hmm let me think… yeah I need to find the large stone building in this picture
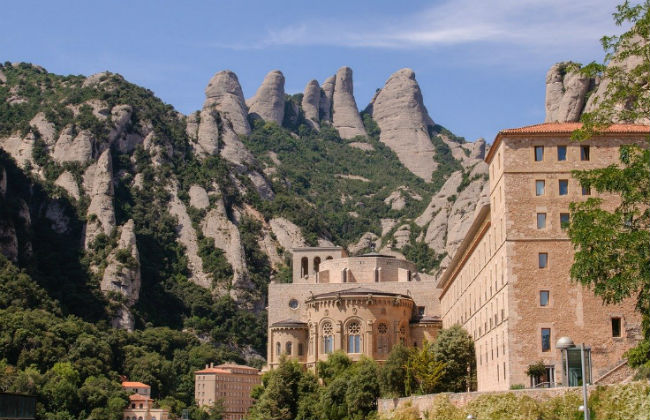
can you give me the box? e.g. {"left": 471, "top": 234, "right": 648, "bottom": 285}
{"left": 194, "top": 363, "right": 261, "bottom": 420}
{"left": 437, "top": 122, "right": 647, "bottom": 391}
{"left": 267, "top": 247, "right": 442, "bottom": 370}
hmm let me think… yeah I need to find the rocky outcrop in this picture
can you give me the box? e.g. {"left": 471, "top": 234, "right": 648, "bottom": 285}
{"left": 29, "top": 113, "right": 56, "bottom": 147}
{"left": 545, "top": 62, "right": 592, "bottom": 123}
{"left": 45, "top": 201, "right": 69, "bottom": 234}
{"left": 302, "top": 80, "right": 321, "bottom": 130}
{"left": 248, "top": 70, "right": 285, "bottom": 125}
{"left": 186, "top": 111, "right": 200, "bottom": 141}
{"left": 205, "top": 70, "right": 251, "bottom": 136}
{"left": 445, "top": 176, "right": 489, "bottom": 257}
{"left": 52, "top": 127, "right": 94, "bottom": 164}
{"left": 319, "top": 76, "right": 336, "bottom": 123}
{"left": 332, "top": 67, "right": 366, "bottom": 139}
{"left": 0, "top": 69, "right": 6, "bottom": 84}
{"left": 201, "top": 197, "right": 249, "bottom": 289}
{"left": 384, "top": 186, "right": 422, "bottom": 211}
{"left": 168, "top": 185, "right": 211, "bottom": 288}
{"left": 369, "top": 68, "right": 436, "bottom": 181}
{"left": 269, "top": 217, "right": 306, "bottom": 251}
{"left": 0, "top": 132, "right": 35, "bottom": 168}
{"left": 101, "top": 219, "right": 141, "bottom": 331}
{"left": 349, "top": 232, "right": 379, "bottom": 254}
{"left": 55, "top": 170, "right": 81, "bottom": 200}
{"left": 189, "top": 185, "right": 210, "bottom": 209}
{"left": 108, "top": 105, "right": 132, "bottom": 145}
{"left": 82, "top": 71, "right": 110, "bottom": 88}
{"left": 84, "top": 150, "right": 115, "bottom": 248}
{"left": 195, "top": 107, "right": 220, "bottom": 156}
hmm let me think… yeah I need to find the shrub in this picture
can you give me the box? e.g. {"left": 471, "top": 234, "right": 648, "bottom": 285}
{"left": 388, "top": 401, "right": 421, "bottom": 420}
{"left": 464, "top": 393, "right": 541, "bottom": 420}
{"left": 423, "top": 395, "right": 464, "bottom": 420}
{"left": 540, "top": 390, "right": 582, "bottom": 420}
{"left": 589, "top": 382, "right": 650, "bottom": 420}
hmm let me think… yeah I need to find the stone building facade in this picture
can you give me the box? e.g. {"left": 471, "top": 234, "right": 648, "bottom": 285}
{"left": 437, "top": 122, "right": 647, "bottom": 391}
{"left": 267, "top": 248, "right": 442, "bottom": 370}
{"left": 194, "top": 363, "right": 261, "bottom": 420}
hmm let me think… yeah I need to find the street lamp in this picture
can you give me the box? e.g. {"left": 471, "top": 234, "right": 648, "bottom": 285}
{"left": 556, "top": 337, "right": 590, "bottom": 420}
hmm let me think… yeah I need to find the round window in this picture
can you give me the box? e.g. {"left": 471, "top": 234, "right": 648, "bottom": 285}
{"left": 289, "top": 298, "right": 299, "bottom": 309}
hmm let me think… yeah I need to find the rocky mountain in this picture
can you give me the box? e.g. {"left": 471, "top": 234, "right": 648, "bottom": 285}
{"left": 0, "top": 62, "right": 488, "bottom": 360}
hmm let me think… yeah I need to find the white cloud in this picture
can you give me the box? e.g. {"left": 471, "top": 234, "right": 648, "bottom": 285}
{"left": 226, "top": 0, "right": 621, "bottom": 51}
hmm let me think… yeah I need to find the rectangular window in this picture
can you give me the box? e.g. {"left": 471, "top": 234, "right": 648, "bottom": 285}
{"left": 540, "top": 291, "right": 549, "bottom": 306}
{"left": 324, "top": 336, "right": 333, "bottom": 354}
{"left": 581, "top": 145, "right": 590, "bottom": 161}
{"left": 535, "top": 180, "right": 545, "bottom": 196}
{"left": 560, "top": 213, "right": 570, "bottom": 229}
{"left": 559, "top": 179, "right": 568, "bottom": 195}
{"left": 538, "top": 253, "right": 548, "bottom": 268}
{"left": 534, "top": 146, "right": 544, "bottom": 161}
{"left": 537, "top": 213, "right": 546, "bottom": 229}
{"left": 582, "top": 185, "right": 591, "bottom": 195}
{"left": 541, "top": 328, "right": 551, "bottom": 352}
{"left": 612, "top": 317, "right": 622, "bottom": 337}
{"left": 557, "top": 145, "right": 567, "bottom": 161}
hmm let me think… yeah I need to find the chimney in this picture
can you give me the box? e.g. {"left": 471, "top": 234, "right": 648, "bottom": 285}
{"left": 205, "top": 364, "right": 209, "bottom": 369}
{"left": 210, "top": 362, "right": 214, "bottom": 368}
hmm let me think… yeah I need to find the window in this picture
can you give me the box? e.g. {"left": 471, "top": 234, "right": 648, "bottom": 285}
{"left": 612, "top": 317, "right": 622, "bottom": 337}
{"left": 541, "top": 328, "right": 551, "bottom": 352}
{"left": 557, "top": 145, "right": 567, "bottom": 161}
{"left": 377, "top": 322, "right": 389, "bottom": 354}
{"left": 534, "top": 146, "right": 544, "bottom": 161}
{"left": 323, "top": 322, "right": 333, "bottom": 353}
{"left": 347, "top": 321, "right": 361, "bottom": 353}
{"left": 582, "top": 185, "right": 591, "bottom": 195}
{"left": 560, "top": 213, "right": 570, "bottom": 229}
{"left": 581, "top": 145, "right": 590, "bottom": 161}
{"left": 538, "top": 253, "right": 548, "bottom": 268}
{"left": 276, "top": 342, "right": 281, "bottom": 356}
{"left": 535, "top": 180, "right": 545, "bottom": 196}
{"left": 559, "top": 179, "right": 568, "bottom": 195}
{"left": 298, "top": 343, "right": 303, "bottom": 356}
{"left": 286, "top": 342, "right": 292, "bottom": 355}
{"left": 537, "top": 213, "right": 546, "bottom": 229}
{"left": 540, "top": 291, "right": 549, "bottom": 306}
{"left": 288, "top": 299, "right": 299, "bottom": 309}
{"left": 342, "top": 268, "right": 348, "bottom": 283}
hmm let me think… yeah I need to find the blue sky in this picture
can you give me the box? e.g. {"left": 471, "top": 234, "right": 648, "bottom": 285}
{"left": 1, "top": 0, "right": 623, "bottom": 142}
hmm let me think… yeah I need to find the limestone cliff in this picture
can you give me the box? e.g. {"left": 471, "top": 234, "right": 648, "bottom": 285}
{"left": 84, "top": 149, "right": 115, "bottom": 248}
{"left": 302, "top": 80, "right": 321, "bottom": 130}
{"left": 331, "top": 67, "right": 366, "bottom": 139}
{"left": 544, "top": 62, "right": 593, "bottom": 123}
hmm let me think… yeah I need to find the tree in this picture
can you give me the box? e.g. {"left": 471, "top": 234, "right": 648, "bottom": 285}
{"left": 378, "top": 344, "right": 412, "bottom": 397}
{"left": 405, "top": 342, "right": 446, "bottom": 395}
{"left": 569, "top": 0, "right": 650, "bottom": 369}
{"left": 431, "top": 325, "right": 476, "bottom": 392}
{"left": 248, "top": 357, "right": 307, "bottom": 420}
{"left": 345, "top": 358, "right": 381, "bottom": 420}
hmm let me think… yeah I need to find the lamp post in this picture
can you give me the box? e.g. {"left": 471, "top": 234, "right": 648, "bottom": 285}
{"left": 556, "top": 337, "right": 590, "bottom": 420}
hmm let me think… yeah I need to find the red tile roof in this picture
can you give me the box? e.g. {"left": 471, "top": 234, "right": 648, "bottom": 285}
{"left": 486, "top": 122, "right": 649, "bottom": 163}
{"left": 194, "top": 367, "right": 229, "bottom": 374}
{"left": 122, "top": 381, "right": 150, "bottom": 388}
{"left": 129, "top": 394, "right": 151, "bottom": 401}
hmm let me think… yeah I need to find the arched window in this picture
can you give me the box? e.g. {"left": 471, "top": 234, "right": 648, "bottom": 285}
{"left": 342, "top": 268, "right": 348, "bottom": 283}
{"left": 313, "top": 257, "right": 321, "bottom": 273}
{"left": 347, "top": 321, "right": 361, "bottom": 353}
{"left": 326, "top": 256, "right": 333, "bottom": 260}
{"left": 399, "top": 324, "right": 407, "bottom": 345}
{"left": 276, "top": 342, "right": 281, "bottom": 356}
{"left": 286, "top": 341, "right": 292, "bottom": 355}
{"left": 377, "top": 322, "right": 389, "bottom": 354}
{"left": 301, "top": 257, "right": 308, "bottom": 278}
{"left": 374, "top": 267, "right": 380, "bottom": 283}
{"left": 138, "top": 417, "right": 143, "bottom": 420}
{"left": 322, "top": 322, "right": 334, "bottom": 353}
{"left": 139, "top": 404, "right": 143, "bottom": 409}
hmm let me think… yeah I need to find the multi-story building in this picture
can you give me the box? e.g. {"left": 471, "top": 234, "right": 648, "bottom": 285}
{"left": 267, "top": 247, "right": 442, "bottom": 370}
{"left": 194, "top": 363, "right": 261, "bottom": 420}
{"left": 121, "top": 381, "right": 169, "bottom": 420}
{"left": 437, "top": 122, "right": 647, "bottom": 391}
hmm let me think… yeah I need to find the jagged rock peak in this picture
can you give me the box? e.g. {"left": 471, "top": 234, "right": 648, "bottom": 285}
{"left": 248, "top": 70, "right": 285, "bottom": 125}
{"left": 320, "top": 75, "right": 336, "bottom": 124}
{"left": 332, "top": 67, "right": 366, "bottom": 139}
{"left": 544, "top": 62, "right": 592, "bottom": 123}
{"left": 302, "top": 79, "right": 321, "bottom": 130}
{"left": 204, "top": 70, "right": 250, "bottom": 136}
{"left": 370, "top": 67, "right": 436, "bottom": 181}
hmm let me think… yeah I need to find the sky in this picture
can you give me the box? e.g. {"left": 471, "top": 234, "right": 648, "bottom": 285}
{"left": 1, "top": 0, "right": 625, "bottom": 142}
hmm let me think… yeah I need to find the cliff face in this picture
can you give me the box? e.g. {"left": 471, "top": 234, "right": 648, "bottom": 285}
{"left": 0, "top": 62, "right": 488, "bottom": 344}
